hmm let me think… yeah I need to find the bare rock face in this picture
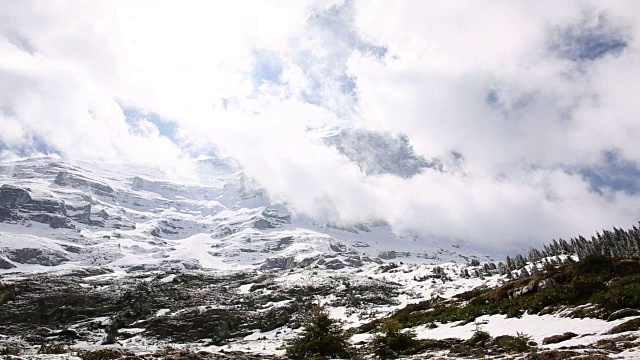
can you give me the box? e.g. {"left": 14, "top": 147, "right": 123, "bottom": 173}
{"left": 6, "top": 248, "right": 69, "bottom": 266}
{"left": 21, "top": 198, "right": 67, "bottom": 216}
{"left": 261, "top": 256, "right": 297, "bottom": 270}
{"left": 0, "top": 184, "right": 32, "bottom": 207}
{"left": 55, "top": 171, "right": 114, "bottom": 197}
{"left": 29, "top": 213, "right": 75, "bottom": 229}
{"left": 0, "top": 184, "right": 68, "bottom": 226}
{"left": 0, "top": 256, "right": 16, "bottom": 269}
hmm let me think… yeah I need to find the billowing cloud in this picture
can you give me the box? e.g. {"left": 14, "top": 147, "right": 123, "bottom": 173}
{"left": 1, "top": 0, "right": 640, "bottom": 251}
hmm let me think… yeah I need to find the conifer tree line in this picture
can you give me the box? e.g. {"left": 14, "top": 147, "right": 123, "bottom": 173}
{"left": 462, "top": 222, "right": 640, "bottom": 279}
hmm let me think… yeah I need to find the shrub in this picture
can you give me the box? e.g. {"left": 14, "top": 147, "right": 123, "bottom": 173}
{"left": 576, "top": 254, "right": 612, "bottom": 275}
{"left": 286, "top": 306, "right": 354, "bottom": 360}
{"left": 467, "top": 325, "right": 491, "bottom": 345}
{"left": 0, "top": 345, "right": 20, "bottom": 355}
{"left": 38, "top": 343, "right": 69, "bottom": 354}
{"left": 496, "top": 332, "right": 532, "bottom": 352}
{"left": 372, "top": 319, "right": 417, "bottom": 358}
{"left": 78, "top": 349, "right": 122, "bottom": 360}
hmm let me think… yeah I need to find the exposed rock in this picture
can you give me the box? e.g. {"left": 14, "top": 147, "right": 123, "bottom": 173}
{"left": 512, "top": 280, "right": 536, "bottom": 298}
{"left": 324, "top": 259, "right": 345, "bottom": 270}
{"left": 0, "top": 184, "right": 32, "bottom": 207}
{"left": 542, "top": 332, "right": 578, "bottom": 344}
{"left": 144, "top": 308, "right": 242, "bottom": 344}
{"left": 0, "top": 284, "right": 16, "bottom": 305}
{"left": 261, "top": 256, "right": 296, "bottom": 270}
{"left": 29, "top": 214, "right": 74, "bottom": 229}
{"left": 55, "top": 171, "right": 114, "bottom": 197}
{"left": 379, "top": 250, "right": 397, "bottom": 260}
{"left": 66, "top": 203, "right": 92, "bottom": 223}
{"left": 158, "top": 220, "right": 183, "bottom": 235}
{"left": 20, "top": 198, "right": 66, "bottom": 215}
{"left": 606, "top": 318, "right": 640, "bottom": 334}
{"left": 0, "top": 185, "right": 67, "bottom": 219}
{"left": 0, "top": 207, "right": 18, "bottom": 221}
{"left": 329, "top": 242, "right": 347, "bottom": 253}
{"left": 524, "top": 350, "right": 582, "bottom": 360}
{"left": 536, "top": 278, "right": 557, "bottom": 291}
{"left": 265, "top": 237, "right": 294, "bottom": 251}
{"left": 256, "top": 308, "right": 291, "bottom": 332}
{"left": 297, "top": 255, "right": 321, "bottom": 268}
{"left": 0, "top": 256, "right": 16, "bottom": 269}
{"left": 343, "top": 256, "right": 364, "bottom": 268}
{"left": 607, "top": 308, "right": 640, "bottom": 322}
{"left": 254, "top": 219, "right": 275, "bottom": 230}
{"left": 6, "top": 248, "right": 69, "bottom": 266}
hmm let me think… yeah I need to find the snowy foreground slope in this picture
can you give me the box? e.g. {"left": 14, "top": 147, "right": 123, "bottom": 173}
{"left": 1, "top": 157, "right": 639, "bottom": 359}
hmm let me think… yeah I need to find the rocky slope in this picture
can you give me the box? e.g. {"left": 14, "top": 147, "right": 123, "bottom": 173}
{"left": 0, "top": 157, "right": 490, "bottom": 273}
{"left": 2, "top": 158, "right": 639, "bottom": 359}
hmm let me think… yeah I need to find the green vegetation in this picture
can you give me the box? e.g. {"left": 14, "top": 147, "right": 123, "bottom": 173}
{"left": 0, "top": 345, "right": 20, "bottom": 355}
{"left": 466, "top": 326, "right": 491, "bottom": 345}
{"left": 285, "top": 306, "right": 355, "bottom": 360}
{"left": 361, "top": 254, "right": 640, "bottom": 332}
{"left": 496, "top": 332, "right": 532, "bottom": 353}
{"left": 38, "top": 343, "right": 69, "bottom": 354}
{"left": 371, "top": 318, "right": 417, "bottom": 358}
{"left": 78, "top": 349, "right": 122, "bottom": 360}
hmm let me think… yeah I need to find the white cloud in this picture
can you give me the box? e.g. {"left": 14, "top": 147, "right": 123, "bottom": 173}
{"left": 1, "top": 0, "right": 640, "bottom": 251}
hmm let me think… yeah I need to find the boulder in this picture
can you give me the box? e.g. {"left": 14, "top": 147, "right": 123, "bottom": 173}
{"left": 324, "top": 259, "right": 345, "bottom": 270}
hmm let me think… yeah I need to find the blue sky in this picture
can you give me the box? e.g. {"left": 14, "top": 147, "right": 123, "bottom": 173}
{"left": 1, "top": 1, "right": 640, "bottom": 249}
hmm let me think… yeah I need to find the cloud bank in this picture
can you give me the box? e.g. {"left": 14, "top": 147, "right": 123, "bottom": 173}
{"left": 1, "top": 0, "right": 640, "bottom": 250}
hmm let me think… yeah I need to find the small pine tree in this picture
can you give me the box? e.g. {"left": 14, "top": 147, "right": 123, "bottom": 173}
{"left": 372, "top": 318, "right": 416, "bottom": 358}
{"left": 286, "top": 306, "right": 354, "bottom": 360}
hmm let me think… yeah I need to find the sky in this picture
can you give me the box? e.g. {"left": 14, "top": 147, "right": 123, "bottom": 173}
{"left": 1, "top": 0, "right": 640, "bottom": 250}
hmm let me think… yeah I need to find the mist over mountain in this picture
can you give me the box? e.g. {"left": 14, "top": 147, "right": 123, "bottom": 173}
{"left": 2, "top": 1, "right": 640, "bottom": 358}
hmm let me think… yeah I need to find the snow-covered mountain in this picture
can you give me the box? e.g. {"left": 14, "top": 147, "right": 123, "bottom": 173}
{"left": 0, "top": 156, "right": 491, "bottom": 274}
{"left": 2, "top": 157, "right": 640, "bottom": 359}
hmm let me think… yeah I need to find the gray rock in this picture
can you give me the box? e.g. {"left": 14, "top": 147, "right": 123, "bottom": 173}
{"left": 20, "top": 198, "right": 66, "bottom": 215}
{"left": 66, "top": 203, "right": 92, "bottom": 223}
{"left": 29, "top": 213, "right": 75, "bottom": 229}
{"left": 0, "top": 207, "right": 18, "bottom": 221}
{"left": 0, "top": 184, "right": 32, "bottom": 207}
{"left": 6, "top": 248, "right": 69, "bottom": 266}
{"left": 324, "top": 259, "right": 345, "bottom": 270}
{"left": 0, "top": 256, "right": 16, "bottom": 269}
{"left": 607, "top": 308, "right": 640, "bottom": 322}
{"left": 55, "top": 171, "right": 114, "bottom": 197}
{"left": 0, "top": 185, "right": 66, "bottom": 216}
{"left": 330, "top": 242, "right": 347, "bottom": 253}
{"left": 343, "top": 256, "right": 364, "bottom": 268}
{"left": 254, "top": 219, "right": 275, "bottom": 230}
{"left": 261, "top": 256, "right": 297, "bottom": 270}
{"left": 379, "top": 250, "right": 397, "bottom": 260}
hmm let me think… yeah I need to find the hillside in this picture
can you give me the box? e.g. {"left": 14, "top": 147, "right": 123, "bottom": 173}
{"left": 0, "top": 158, "right": 639, "bottom": 359}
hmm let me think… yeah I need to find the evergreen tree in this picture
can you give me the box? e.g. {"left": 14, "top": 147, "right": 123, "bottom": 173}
{"left": 372, "top": 318, "right": 416, "bottom": 359}
{"left": 286, "top": 306, "right": 354, "bottom": 360}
